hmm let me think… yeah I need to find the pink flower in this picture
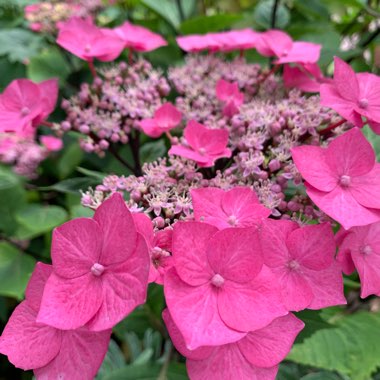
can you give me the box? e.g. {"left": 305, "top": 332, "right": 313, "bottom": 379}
{"left": 337, "top": 222, "right": 380, "bottom": 298}
{"left": 283, "top": 63, "right": 331, "bottom": 93}
{"left": 164, "top": 221, "right": 287, "bottom": 349}
{"left": 260, "top": 219, "right": 346, "bottom": 311}
{"left": 40, "top": 136, "right": 63, "bottom": 152}
{"left": 113, "top": 21, "right": 167, "bottom": 52}
{"left": 168, "top": 120, "right": 231, "bottom": 167}
{"left": 57, "top": 18, "right": 124, "bottom": 62}
{"left": 140, "top": 103, "right": 181, "bottom": 138}
{"left": 0, "top": 78, "right": 58, "bottom": 136}
{"left": 163, "top": 309, "right": 303, "bottom": 380}
{"left": 191, "top": 186, "right": 270, "bottom": 229}
{"left": 210, "top": 29, "right": 259, "bottom": 52}
{"left": 216, "top": 79, "right": 244, "bottom": 117}
{"left": 0, "top": 262, "right": 111, "bottom": 379}
{"left": 176, "top": 34, "right": 220, "bottom": 53}
{"left": 320, "top": 57, "right": 380, "bottom": 129}
{"left": 292, "top": 128, "right": 380, "bottom": 229}
{"left": 37, "top": 193, "right": 150, "bottom": 331}
{"left": 256, "top": 30, "right": 321, "bottom": 64}
{"left": 133, "top": 212, "right": 173, "bottom": 285}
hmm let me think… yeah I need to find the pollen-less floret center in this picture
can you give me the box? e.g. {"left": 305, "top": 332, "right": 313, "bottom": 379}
{"left": 91, "top": 262, "right": 105, "bottom": 276}
{"left": 339, "top": 175, "right": 351, "bottom": 188}
{"left": 211, "top": 273, "right": 225, "bottom": 287}
{"left": 287, "top": 259, "right": 300, "bottom": 271}
{"left": 227, "top": 215, "right": 238, "bottom": 226}
{"left": 21, "top": 107, "right": 30, "bottom": 116}
{"left": 358, "top": 98, "right": 369, "bottom": 109}
{"left": 360, "top": 245, "right": 372, "bottom": 255}
{"left": 84, "top": 44, "right": 92, "bottom": 53}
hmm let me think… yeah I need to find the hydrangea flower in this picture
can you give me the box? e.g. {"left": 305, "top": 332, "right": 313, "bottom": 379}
{"left": 292, "top": 128, "right": 380, "bottom": 229}
{"left": 260, "top": 219, "right": 346, "bottom": 311}
{"left": 37, "top": 193, "right": 150, "bottom": 331}
{"left": 40, "top": 136, "right": 63, "bottom": 152}
{"left": 0, "top": 262, "right": 111, "bottom": 379}
{"left": 216, "top": 79, "right": 244, "bottom": 117}
{"left": 337, "top": 222, "right": 380, "bottom": 298}
{"left": 57, "top": 18, "right": 124, "bottom": 62}
{"left": 140, "top": 103, "right": 181, "bottom": 138}
{"left": 163, "top": 309, "right": 304, "bottom": 380}
{"left": 320, "top": 57, "right": 380, "bottom": 129}
{"left": 168, "top": 120, "right": 231, "bottom": 167}
{"left": 164, "top": 221, "right": 287, "bottom": 349}
{"left": 191, "top": 186, "right": 270, "bottom": 229}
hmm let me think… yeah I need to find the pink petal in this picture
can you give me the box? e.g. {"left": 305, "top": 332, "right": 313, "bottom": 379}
{"left": 37, "top": 78, "right": 59, "bottom": 120}
{"left": 164, "top": 268, "right": 245, "bottom": 349}
{"left": 216, "top": 79, "right": 240, "bottom": 101}
{"left": 162, "top": 309, "right": 213, "bottom": 360}
{"left": 333, "top": 57, "right": 359, "bottom": 102}
{"left": 51, "top": 218, "right": 102, "bottom": 279}
{"left": 239, "top": 314, "right": 304, "bottom": 368}
{"left": 325, "top": 128, "right": 375, "bottom": 177}
{"left": 286, "top": 223, "right": 335, "bottom": 270}
{"left": 0, "top": 302, "right": 61, "bottom": 370}
{"left": 168, "top": 144, "right": 210, "bottom": 165}
{"left": 133, "top": 212, "right": 154, "bottom": 249}
{"left": 306, "top": 183, "right": 380, "bottom": 230}
{"left": 218, "top": 266, "right": 288, "bottom": 331}
{"left": 40, "top": 136, "right": 63, "bottom": 151}
{"left": 34, "top": 328, "right": 111, "bottom": 380}
{"left": 336, "top": 230, "right": 356, "bottom": 274}
{"left": 187, "top": 344, "right": 278, "bottom": 380}
{"left": 86, "top": 234, "right": 149, "bottom": 331}
{"left": 140, "top": 118, "right": 162, "bottom": 138}
{"left": 91, "top": 35, "right": 125, "bottom": 61}
{"left": 350, "top": 165, "right": 380, "bottom": 209}
{"left": 207, "top": 228, "right": 263, "bottom": 282}
{"left": 37, "top": 272, "right": 103, "bottom": 330}
{"left": 154, "top": 102, "right": 181, "bottom": 129}
{"left": 256, "top": 30, "right": 292, "bottom": 58}
{"left": 291, "top": 145, "right": 338, "bottom": 192}
{"left": 283, "top": 64, "right": 321, "bottom": 93}
{"left": 172, "top": 221, "right": 217, "bottom": 286}
{"left": 356, "top": 73, "right": 380, "bottom": 122}
{"left": 368, "top": 119, "right": 380, "bottom": 134}
{"left": 276, "top": 42, "right": 321, "bottom": 64}
{"left": 94, "top": 193, "right": 137, "bottom": 265}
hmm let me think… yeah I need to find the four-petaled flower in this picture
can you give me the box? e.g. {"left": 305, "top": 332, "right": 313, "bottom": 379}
{"left": 216, "top": 79, "right": 244, "bottom": 117}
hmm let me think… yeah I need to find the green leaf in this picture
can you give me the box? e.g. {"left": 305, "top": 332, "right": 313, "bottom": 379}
{"left": 288, "top": 311, "right": 380, "bottom": 380}
{"left": 102, "top": 364, "right": 161, "bottom": 380}
{"left": 114, "top": 307, "right": 153, "bottom": 340}
{"left": 70, "top": 204, "right": 94, "bottom": 218}
{"left": 96, "top": 340, "right": 126, "bottom": 379}
{"left": 294, "top": 310, "right": 333, "bottom": 343}
{"left": 14, "top": 204, "right": 68, "bottom": 239}
{"left": 0, "top": 28, "right": 43, "bottom": 62}
{"left": 301, "top": 372, "right": 343, "bottom": 380}
{"left": 0, "top": 57, "right": 26, "bottom": 91}
{"left": 363, "top": 125, "right": 380, "bottom": 161}
{"left": 27, "top": 47, "right": 71, "bottom": 86}
{"left": 77, "top": 167, "right": 106, "bottom": 181}
{"left": 167, "top": 362, "right": 188, "bottom": 380}
{"left": 140, "top": 140, "right": 167, "bottom": 163}
{"left": 0, "top": 242, "right": 36, "bottom": 299}
{"left": 57, "top": 143, "right": 84, "bottom": 179}
{"left": 293, "top": 0, "right": 329, "bottom": 20}
{"left": 180, "top": 14, "right": 243, "bottom": 35}
{"left": 254, "top": 0, "right": 291, "bottom": 29}
{"left": 40, "top": 177, "right": 99, "bottom": 194}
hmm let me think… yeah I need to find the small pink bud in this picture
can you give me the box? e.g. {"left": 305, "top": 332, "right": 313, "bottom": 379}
{"left": 211, "top": 273, "right": 225, "bottom": 287}
{"left": 268, "top": 159, "right": 281, "bottom": 172}
{"left": 339, "top": 175, "right": 351, "bottom": 188}
{"left": 91, "top": 263, "right": 105, "bottom": 276}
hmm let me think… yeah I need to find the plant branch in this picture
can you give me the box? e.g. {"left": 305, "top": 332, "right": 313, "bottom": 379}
{"left": 319, "top": 118, "right": 346, "bottom": 135}
{"left": 176, "top": 0, "right": 185, "bottom": 23}
{"left": 130, "top": 131, "right": 142, "bottom": 176}
{"left": 271, "top": 0, "right": 280, "bottom": 29}
{"left": 108, "top": 145, "right": 136, "bottom": 174}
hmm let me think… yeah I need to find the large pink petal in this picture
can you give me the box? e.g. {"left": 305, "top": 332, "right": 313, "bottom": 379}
{"left": 239, "top": 314, "right": 304, "bottom": 368}
{"left": 164, "top": 268, "right": 244, "bottom": 349}
{"left": 155, "top": 102, "right": 181, "bottom": 129}
{"left": 283, "top": 64, "right": 321, "bottom": 93}
{"left": 218, "top": 266, "right": 288, "bottom": 331}
{"left": 162, "top": 309, "right": 214, "bottom": 360}
{"left": 37, "top": 272, "right": 103, "bottom": 330}
{"left": 94, "top": 193, "right": 137, "bottom": 265}
{"left": 216, "top": 79, "right": 240, "bottom": 101}
{"left": 172, "top": 221, "right": 216, "bottom": 286}
{"left": 37, "top": 78, "right": 59, "bottom": 120}
{"left": 91, "top": 35, "right": 125, "bottom": 61}
{"left": 57, "top": 30, "right": 89, "bottom": 60}
{"left": 168, "top": 145, "right": 210, "bottom": 164}
{"left": 207, "top": 228, "right": 263, "bottom": 282}
{"left": 133, "top": 212, "right": 154, "bottom": 249}
{"left": 259, "top": 30, "right": 292, "bottom": 58}
{"left": 350, "top": 165, "right": 380, "bottom": 209}
{"left": 304, "top": 262, "right": 346, "bottom": 309}
{"left": 336, "top": 230, "right": 356, "bottom": 275}
{"left": 260, "top": 219, "right": 298, "bottom": 267}
{"left": 357, "top": 73, "right": 380, "bottom": 122}
{"left": 325, "top": 128, "right": 375, "bottom": 177}
{"left": 306, "top": 183, "right": 380, "bottom": 230}
{"left": 34, "top": 328, "right": 111, "bottom": 380}
{"left": 333, "top": 57, "right": 359, "bottom": 102}
{"left": 86, "top": 234, "right": 149, "bottom": 331}
{"left": 0, "top": 302, "right": 61, "bottom": 370}
{"left": 187, "top": 344, "right": 278, "bottom": 380}
{"left": 291, "top": 145, "right": 338, "bottom": 191}
{"left": 276, "top": 42, "right": 321, "bottom": 64}
{"left": 140, "top": 118, "right": 161, "bottom": 138}
{"left": 51, "top": 218, "right": 102, "bottom": 278}
{"left": 286, "top": 223, "right": 335, "bottom": 270}
{"left": 25, "top": 262, "right": 53, "bottom": 311}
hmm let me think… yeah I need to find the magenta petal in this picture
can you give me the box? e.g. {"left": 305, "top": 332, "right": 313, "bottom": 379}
{"left": 0, "top": 302, "right": 61, "bottom": 370}
{"left": 155, "top": 102, "right": 181, "bottom": 128}
{"left": 333, "top": 57, "right": 359, "bottom": 102}
{"left": 336, "top": 231, "right": 356, "bottom": 275}
{"left": 207, "top": 228, "right": 263, "bottom": 282}
{"left": 286, "top": 223, "right": 335, "bottom": 270}
{"left": 291, "top": 145, "right": 338, "bottom": 191}
{"left": 187, "top": 344, "right": 278, "bottom": 380}
{"left": 168, "top": 145, "right": 210, "bottom": 164}
{"left": 239, "top": 314, "right": 304, "bottom": 368}
{"left": 94, "top": 193, "right": 137, "bottom": 265}
{"left": 52, "top": 218, "right": 102, "bottom": 278}
{"left": 38, "top": 78, "right": 59, "bottom": 119}
{"left": 87, "top": 234, "right": 149, "bottom": 331}
{"left": 277, "top": 42, "right": 321, "bottom": 64}
{"left": 133, "top": 212, "right": 154, "bottom": 249}
{"left": 350, "top": 165, "right": 380, "bottom": 209}
{"left": 34, "top": 328, "right": 111, "bottom": 380}
{"left": 164, "top": 268, "right": 244, "bottom": 349}
{"left": 283, "top": 64, "right": 321, "bottom": 92}
{"left": 140, "top": 118, "right": 161, "bottom": 138}
{"left": 218, "top": 266, "right": 288, "bottom": 331}
{"left": 172, "top": 221, "right": 216, "bottom": 286}
{"left": 37, "top": 272, "right": 103, "bottom": 330}
{"left": 162, "top": 309, "right": 213, "bottom": 360}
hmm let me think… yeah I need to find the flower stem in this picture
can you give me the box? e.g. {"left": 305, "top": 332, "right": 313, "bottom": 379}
{"left": 319, "top": 118, "right": 346, "bottom": 135}
{"left": 257, "top": 64, "right": 280, "bottom": 86}
{"left": 88, "top": 60, "right": 97, "bottom": 78}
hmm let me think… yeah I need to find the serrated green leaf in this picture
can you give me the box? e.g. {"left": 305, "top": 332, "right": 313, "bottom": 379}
{"left": 0, "top": 242, "right": 35, "bottom": 299}
{"left": 180, "top": 14, "right": 242, "bottom": 35}
{"left": 96, "top": 340, "right": 126, "bottom": 379}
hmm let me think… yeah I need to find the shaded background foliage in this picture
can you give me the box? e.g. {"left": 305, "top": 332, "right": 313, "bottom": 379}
{"left": 0, "top": 0, "right": 380, "bottom": 379}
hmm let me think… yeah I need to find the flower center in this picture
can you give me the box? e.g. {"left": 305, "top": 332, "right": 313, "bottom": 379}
{"left": 287, "top": 259, "right": 300, "bottom": 271}
{"left": 20, "top": 107, "right": 30, "bottom": 117}
{"left": 91, "top": 263, "right": 105, "bottom": 276}
{"left": 360, "top": 245, "right": 372, "bottom": 255}
{"left": 227, "top": 215, "right": 238, "bottom": 226}
{"left": 84, "top": 44, "right": 92, "bottom": 53}
{"left": 358, "top": 98, "right": 369, "bottom": 109}
{"left": 339, "top": 175, "right": 351, "bottom": 188}
{"left": 198, "top": 147, "right": 207, "bottom": 156}
{"left": 211, "top": 273, "right": 225, "bottom": 287}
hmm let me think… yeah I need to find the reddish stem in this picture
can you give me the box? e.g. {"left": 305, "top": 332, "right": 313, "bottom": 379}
{"left": 239, "top": 49, "right": 244, "bottom": 58}
{"left": 40, "top": 120, "right": 53, "bottom": 128}
{"left": 128, "top": 48, "right": 134, "bottom": 64}
{"left": 88, "top": 60, "right": 97, "bottom": 78}
{"left": 257, "top": 64, "right": 280, "bottom": 86}
{"left": 319, "top": 118, "right": 346, "bottom": 135}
